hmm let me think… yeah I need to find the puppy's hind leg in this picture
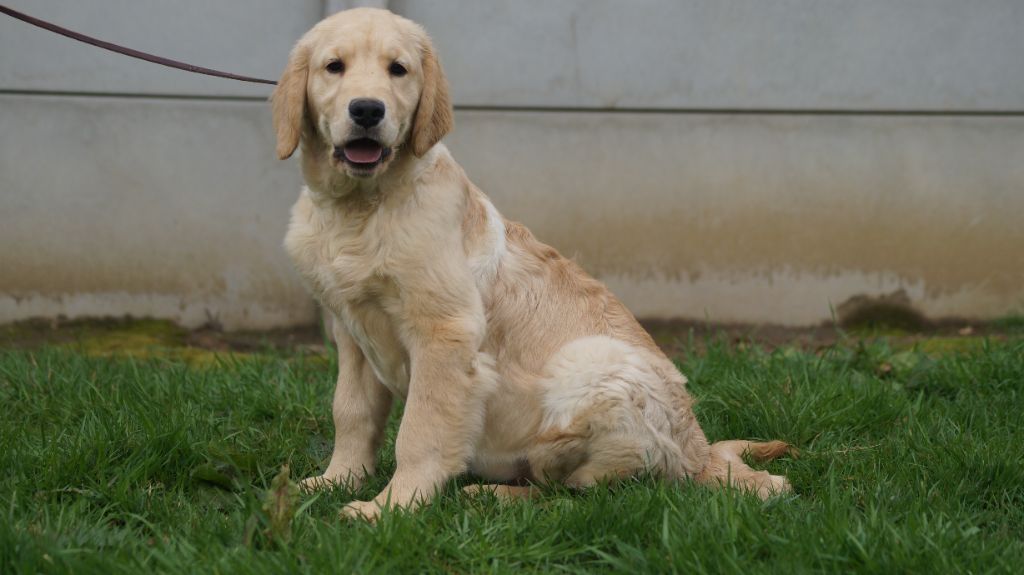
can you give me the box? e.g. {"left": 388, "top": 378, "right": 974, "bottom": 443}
{"left": 695, "top": 440, "right": 794, "bottom": 499}
{"left": 529, "top": 336, "right": 683, "bottom": 489}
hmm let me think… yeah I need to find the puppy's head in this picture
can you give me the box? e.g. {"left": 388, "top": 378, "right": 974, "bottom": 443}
{"left": 272, "top": 8, "right": 452, "bottom": 178}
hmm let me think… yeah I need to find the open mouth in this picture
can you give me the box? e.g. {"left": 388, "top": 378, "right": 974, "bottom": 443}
{"left": 336, "top": 138, "right": 391, "bottom": 171}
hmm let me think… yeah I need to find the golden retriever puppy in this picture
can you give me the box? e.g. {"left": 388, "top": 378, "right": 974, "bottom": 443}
{"left": 273, "top": 8, "right": 791, "bottom": 521}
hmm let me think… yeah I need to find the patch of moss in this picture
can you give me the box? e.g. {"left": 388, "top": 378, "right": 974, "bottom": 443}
{"left": 71, "top": 318, "right": 186, "bottom": 354}
{"left": 915, "top": 337, "right": 990, "bottom": 355}
{"left": 2, "top": 317, "right": 240, "bottom": 366}
{"left": 1, "top": 317, "right": 181, "bottom": 349}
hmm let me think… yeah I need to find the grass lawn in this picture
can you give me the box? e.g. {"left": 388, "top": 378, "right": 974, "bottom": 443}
{"left": 1, "top": 323, "right": 1022, "bottom": 573}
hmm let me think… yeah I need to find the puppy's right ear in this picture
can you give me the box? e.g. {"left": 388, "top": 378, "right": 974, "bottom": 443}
{"left": 271, "top": 42, "right": 310, "bottom": 160}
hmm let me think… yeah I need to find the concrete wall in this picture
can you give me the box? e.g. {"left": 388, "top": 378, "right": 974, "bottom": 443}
{"left": 2, "top": 1, "right": 1022, "bottom": 329}
{"left": 398, "top": 0, "right": 1024, "bottom": 111}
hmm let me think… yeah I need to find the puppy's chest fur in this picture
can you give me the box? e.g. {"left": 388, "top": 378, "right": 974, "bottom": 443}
{"left": 284, "top": 189, "right": 411, "bottom": 395}
{"left": 284, "top": 177, "right": 507, "bottom": 399}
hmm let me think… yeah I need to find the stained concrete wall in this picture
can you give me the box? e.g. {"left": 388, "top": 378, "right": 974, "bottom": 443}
{"left": 2, "top": 0, "right": 1023, "bottom": 329}
{"left": 447, "top": 111, "right": 1024, "bottom": 324}
{"left": 0, "top": 95, "right": 310, "bottom": 329}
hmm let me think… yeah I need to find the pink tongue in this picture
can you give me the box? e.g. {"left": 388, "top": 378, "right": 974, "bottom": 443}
{"left": 343, "top": 141, "right": 383, "bottom": 163}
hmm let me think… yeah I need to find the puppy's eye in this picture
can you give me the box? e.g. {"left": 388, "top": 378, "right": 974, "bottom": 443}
{"left": 388, "top": 61, "right": 408, "bottom": 77}
{"left": 325, "top": 60, "right": 344, "bottom": 74}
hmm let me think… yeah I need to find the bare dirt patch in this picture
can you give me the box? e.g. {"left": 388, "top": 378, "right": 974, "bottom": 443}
{"left": 2, "top": 314, "right": 1019, "bottom": 359}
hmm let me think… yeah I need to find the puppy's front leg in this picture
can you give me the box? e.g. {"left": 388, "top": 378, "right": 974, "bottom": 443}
{"left": 302, "top": 320, "right": 392, "bottom": 492}
{"left": 342, "top": 322, "right": 493, "bottom": 521}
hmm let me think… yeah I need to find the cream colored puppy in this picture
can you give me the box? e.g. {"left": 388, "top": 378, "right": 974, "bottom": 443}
{"left": 274, "top": 8, "right": 791, "bottom": 521}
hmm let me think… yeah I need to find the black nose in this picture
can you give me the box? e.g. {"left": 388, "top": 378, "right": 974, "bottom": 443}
{"left": 349, "top": 98, "right": 386, "bottom": 128}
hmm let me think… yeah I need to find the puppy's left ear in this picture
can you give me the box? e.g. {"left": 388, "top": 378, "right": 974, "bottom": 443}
{"left": 272, "top": 41, "right": 310, "bottom": 160}
{"left": 411, "top": 42, "right": 453, "bottom": 157}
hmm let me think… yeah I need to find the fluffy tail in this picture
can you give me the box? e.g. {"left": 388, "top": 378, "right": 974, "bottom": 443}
{"left": 695, "top": 440, "right": 794, "bottom": 499}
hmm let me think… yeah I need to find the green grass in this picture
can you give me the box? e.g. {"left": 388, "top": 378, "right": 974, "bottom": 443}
{"left": 1, "top": 336, "right": 1023, "bottom": 573}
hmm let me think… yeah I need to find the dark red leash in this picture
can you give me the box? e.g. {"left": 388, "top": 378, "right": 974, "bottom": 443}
{"left": 1, "top": 4, "right": 278, "bottom": 85}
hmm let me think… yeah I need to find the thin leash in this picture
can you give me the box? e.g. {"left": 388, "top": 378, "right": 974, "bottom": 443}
{"left": 1, "top": 4, "right": 278, "bottom": 86}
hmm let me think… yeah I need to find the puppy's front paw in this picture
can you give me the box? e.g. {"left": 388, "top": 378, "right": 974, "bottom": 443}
{"left": 299, "top": 475, "right": 337, "bottom": 493}
{"left": 341, "top": 499, "right": 383, "bottom": 522}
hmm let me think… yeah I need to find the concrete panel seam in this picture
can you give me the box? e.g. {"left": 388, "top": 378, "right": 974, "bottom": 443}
{"left": 4, "top": 90, "right": 1024, "bottom": 117}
